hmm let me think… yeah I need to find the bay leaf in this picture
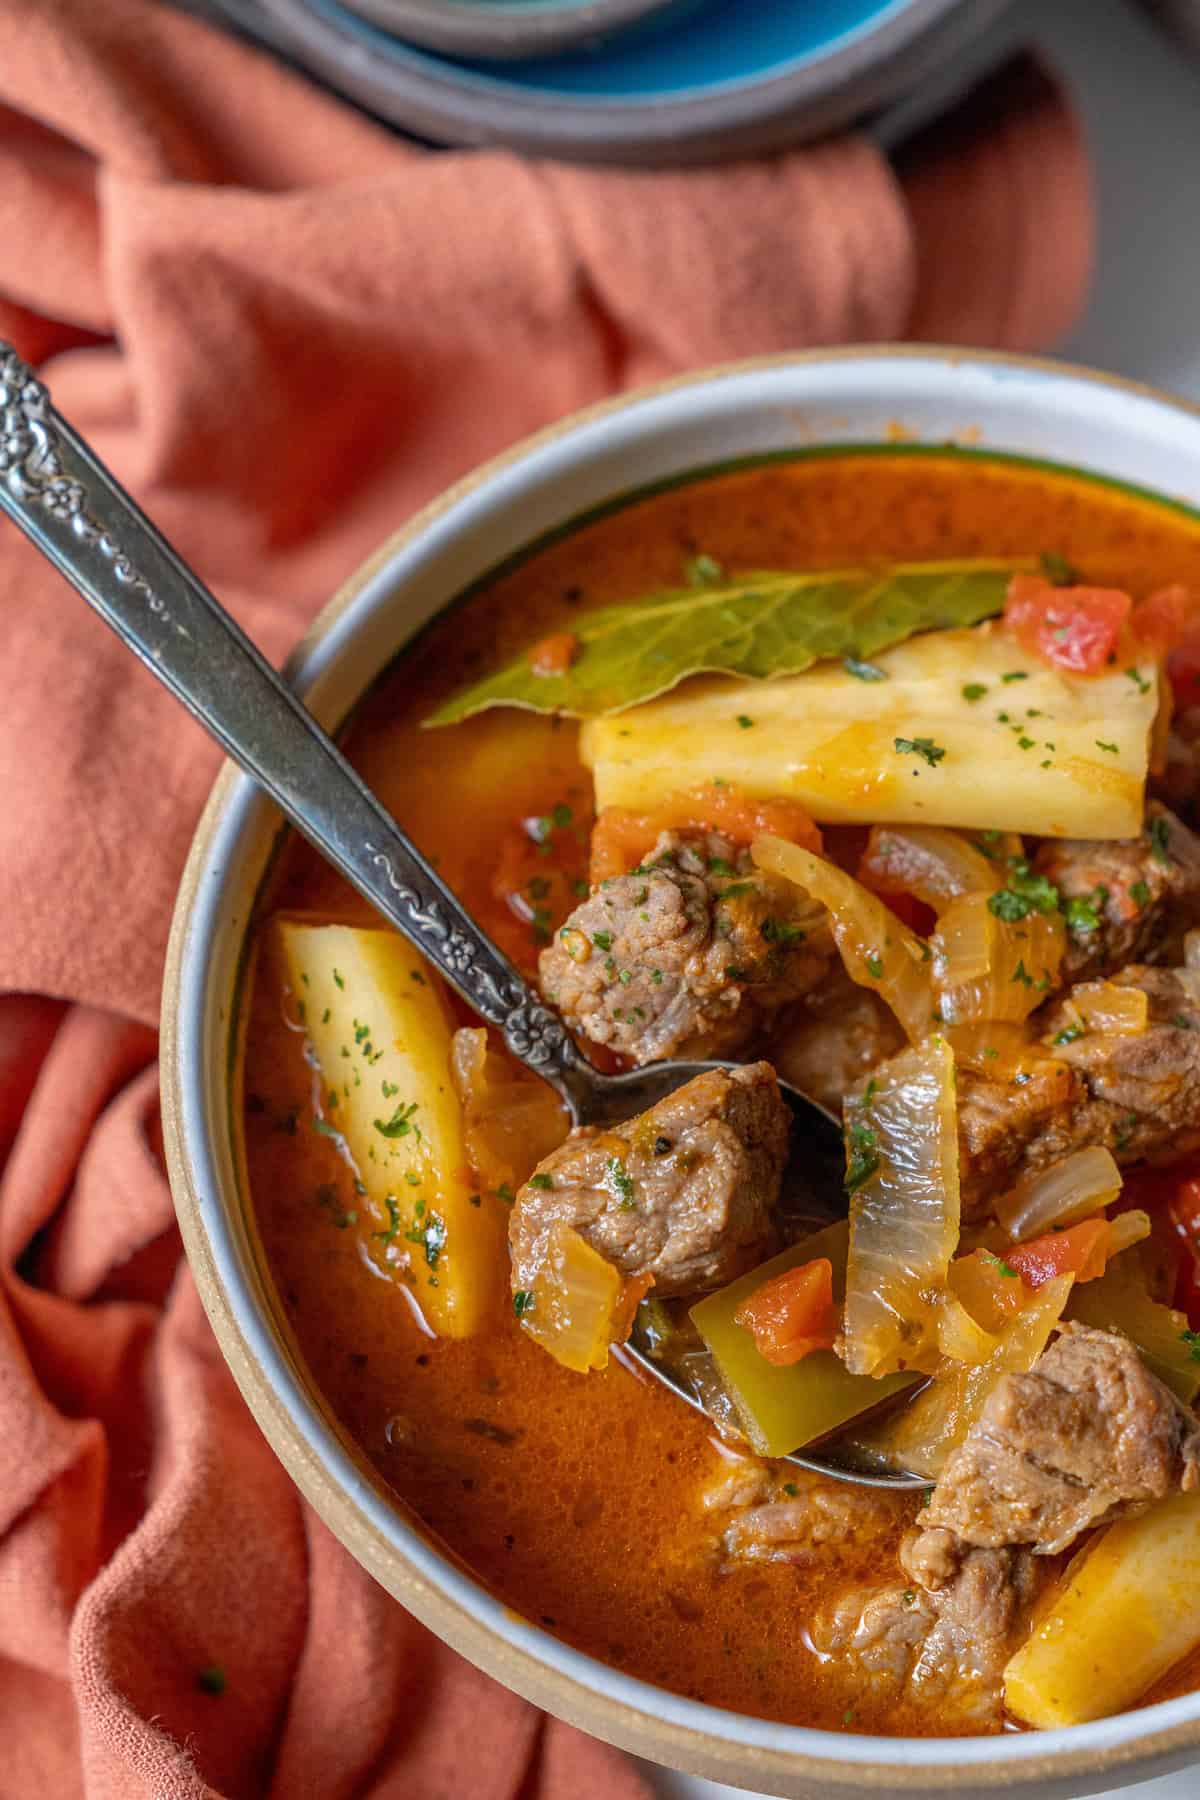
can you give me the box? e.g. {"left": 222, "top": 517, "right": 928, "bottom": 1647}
{"left": 426, "top": 559, "right": 1032, "bottom": 726}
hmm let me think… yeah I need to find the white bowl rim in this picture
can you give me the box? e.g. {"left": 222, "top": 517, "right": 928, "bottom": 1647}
{"left": 162, "top": 344, "right": 1200, "bottom": 1796}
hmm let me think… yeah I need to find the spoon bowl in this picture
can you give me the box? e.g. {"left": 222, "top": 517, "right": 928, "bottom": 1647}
{"left": 0, "top": 339, "right": 922, "bottom": 1489}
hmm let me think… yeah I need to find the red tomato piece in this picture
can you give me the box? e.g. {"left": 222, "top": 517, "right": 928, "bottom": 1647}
{"left": 733, "top": 1257, "right": 837, "bottom": 1366}
{"left": 1007, "top": 1218, "right": 1112, "bottom": 1288}
{"left": 1132, "top": 584, "right": 1192, "bottom": 655}
{"left": 529, "top": 631, "right": 581, "bottom": 677}
{"left": 1169, "top": 624, "right": 1200, "bottom": 711}
{"left": 589, "top": 785, "right": 822, "bottom": 884}
{"left": 1005, "top": 574, "right": 1132, "bottom": 675}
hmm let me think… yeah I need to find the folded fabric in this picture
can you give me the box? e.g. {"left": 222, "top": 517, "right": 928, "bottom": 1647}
{"left": 0, "top": 3, "right": 1092, "bottom": 1794}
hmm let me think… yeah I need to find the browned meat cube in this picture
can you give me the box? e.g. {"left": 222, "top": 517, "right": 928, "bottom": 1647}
{"left": 509, "top": 1062, "right": 789, "bottom": 1300}
{"left": 1033, "top": 801, "right": 1200, "bottom": 982}
{"left": 957, "top": 967, "right": 1200, "bottom": 1216}
{"left": 913, "top": 1324, "right": 1200, "bottom": 1560}
{"left": 767, "top": 969, "right": 904, "bottom": 1117}
{"left": 538, "top": 830, "right": 830, "bottom": 1066}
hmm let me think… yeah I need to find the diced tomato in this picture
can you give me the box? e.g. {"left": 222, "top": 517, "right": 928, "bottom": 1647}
{"left": 529, "top": 631, "right": 580, "bottom": 677}
{"left": 589, "top": 784, "right": 823, "bottom": 884}
{"left": 1004, "top": 573, "right": 1132, "bottom": 675}
{"left": 733, "top": 1257, "right": 837, "bottom": 1366}
{"left": 1132, "top": 584, "right": 1192, "bottom": 655}
{"left": 610, "top": 1271, "right": 654, "bottom": 1345}
{"left": 488, "top": 802, "right": 592, "bottom": 973}
{"left": 1007, "top": 1217, "right": 1112, "bottom": 1288}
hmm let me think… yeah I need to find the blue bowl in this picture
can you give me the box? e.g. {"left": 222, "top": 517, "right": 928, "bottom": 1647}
{"left": 236, "top": 0, "right": 1014, "bottom": 162}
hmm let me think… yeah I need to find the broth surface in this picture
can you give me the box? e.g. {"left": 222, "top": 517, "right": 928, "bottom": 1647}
{"left": 242, "top": 451, "right": 1200, "bottom": 1735}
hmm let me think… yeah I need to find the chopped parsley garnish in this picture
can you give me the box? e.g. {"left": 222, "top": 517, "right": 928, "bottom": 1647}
{"left": 332, "top": 968, "right": 345, "bottom": 989}
{"left": 406, "top": 1210, "right": 446, "bottom": 1271}
{"left": 1018, "top": 735, "right": 1036, "bottom": 751}
{"left": 845, "top": 1120, "right": 879, "bottom": 1193}
{"left": 983, "top": 1250, "right": 1019, "bottom": 1278}
{"left": 736, "top": 714, "right": 755, "bottom": 729}
{"left": 1095, "top": 739, "right": 1119, "bottom": 755}
{"left": 708, "top": 857, "right": 736, "bottom": 877}
{"left": 1002, "top": 670, "right": 1029, "bottom": 684}
{"left": 844, "top": 656, "right": 888, "bottom": 682}
{"left": 894, "top": 735, "right": 946, "bottom": 767}
{"left": 1150, "top": 814, "right": 1172, "bottom": 866}
{"left": 866, "top": 952, "right": 884, "bottom": 978}
{"left": 374, "top": 1196, "right": 402, "bottom": 1245}
{"left": 1129, "top": 880, "right": 1151, "bottom": 910}
{"left": 961, "top": 682, "right": 987, "bottom": 702}
{"left": 1040, "top": 550, "right": 1076, "bottom": 585}
{"left": 496, "top": 1183, "right": 515, "bottom": 1206}
{"left": 591, "top": 930, "right": 613, "bottom": 950}
{"left": 1174, "top": 1014, "right": 1194, "bottom": 1030}
{"left": 782, "top": 1482, "right": 799, "bottom": 1497}
{"left": 552, "top": 802, "right": 573, "bottom": 829}
{"left": 513, "top": 1290, "right": 535, "bottom": 1318}
{"left": 761, "top": 916, "right": 805, "bottom": 946}
{"left": 1053, "top": 1022, "right": 1084, "bottom": 1046}
{"left": 987, "top": 861, "right": 1060, "bottom": 921}
{"left": 528, "top": 1172, "right": 553, "bottom": 1189}
{"left": 607, "top": 1157, "right": 636, "bottom": 1209}
{"left": 1182, "top": 1328, "right": 1200, "bottom": 1365}
{"left": 1126, "top": 666, "right": 1152, "bottom": 695}
{"left": 1012, "top": 960, "right": 1033, "bottom": 987}
{"left": 1063, "top": 886, "right": 1108, "bottom": 935}
{"left": 720, "top": 881, "right": 756, "bottom": 899}
{"left": 374, "top": 1101, "right": 419, "bottom": 1139}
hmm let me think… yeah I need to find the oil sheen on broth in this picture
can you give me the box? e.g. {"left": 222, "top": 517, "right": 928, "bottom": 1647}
{"left": 241, "top": 452, "right": 1200, "bottom": 1736}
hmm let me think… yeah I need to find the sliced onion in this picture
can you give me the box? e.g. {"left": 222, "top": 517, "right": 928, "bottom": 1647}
{"left": 935, "top": 897, "right": 1065, "bottom": 1025}
{"left": 1106, "top": 1208, "right": 1151, "bottom": 1259}
{"left": 944, "top": 1021, "right": 1032, "bottom": 1076}
{"left": 520, "top": 1220, "right": 622, "bottom": 1373}
{"left": 841, "top": 1035, "right": 960, "bottom": 1377}
{"left": 859, "top": 826, "right": 1001, "bottom": 915}
{"left": 1061, "top": 981, "right": 1150, "bottom": 1036}
{"left": 451, "top": 1026, "right": 568, "bottom": 1190}
{"left": 753, "top": 836, "right": 934, "bottom": 1042}
{"left": 935, "top": 1294, "right": 1000, "bottom": 1365}
{"left": 997, "top": 1146, "right": 1123, "bottom": 1241}
{"left": 854, "top": 1274, "right": 1074, "bottom": 1478}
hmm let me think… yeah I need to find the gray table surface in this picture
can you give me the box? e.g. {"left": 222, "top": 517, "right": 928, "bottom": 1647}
{"left": 642, "top": 1, "right": 1200, "bottom": 1796}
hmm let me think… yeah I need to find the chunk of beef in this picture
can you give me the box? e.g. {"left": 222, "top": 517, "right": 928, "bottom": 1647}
{"left": 913, "top": 1324, "right": 1200, "bottom": 1560}
{"left": 810, "top": 1543, "right": 1040, "bottom": 1725}
{"left": 509, "top": 1062, "right": 789, "bottom": 1299}
{"left": 1033, "top": 803, "right": 1200, "bottom": 983}
{"left": 767, "top": 969, "right": 905, "bottom": 1116}
{"left": 538, "top": 830, "right": 831, "bottom": 1065}
{"left": 957, "top": 967, "right": 1200, "bottom": 1215}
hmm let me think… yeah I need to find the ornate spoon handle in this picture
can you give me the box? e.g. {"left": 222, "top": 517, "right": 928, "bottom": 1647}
{"left": 0, "top": 344, "right": 593, "bottom": 1107}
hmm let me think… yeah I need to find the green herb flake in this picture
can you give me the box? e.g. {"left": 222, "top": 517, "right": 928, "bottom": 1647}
{"left": 374, "top": 1196, "right": 402, "bottom": 1246}
{"left": 1018, "top": 735, "right": 1036, "bottom": 750}
{"left": 962, "top": 682, "right": 987, "bottom": 702}
{"left": 1040, "top": 550, "right": 1076, "bottom": 586}
{"left": 1181, "top": 1328, "right": 1200, "bottom": 1365}
{"left": 894, "top": 735, "right": 946, "bottom": 767}
{"left": 1150, "top": 814, "right": 1172, "bottom": 866}
{"left": 736, "top": 714, "right": 755, "bottom": 730}
{"left": 332, "top": 968, "right": 345, "bottom": 989}
{"left": 866, "top": 952, "right": 884, "bottom": 978}
{"left": 1126, "top": 666, "right": 1152, "bottom": 696}
{"left": 1012, "top": 960, "right": 1033, "bottom": 988}
{"left": 983, "top": 1250, "right": 1019, "bottom": 1278}
{"left": 685, "top": 552, "right": 724, "bottom": 587}
{"left": 761, "top": 916, "right": 805, "bottom": 947}
{"left": 1130, "top": 880, "right": 1151, "bottom": 910}
{"left": 782, "top": 1482, "right": 799, "bottom": 1497}
{"left": 513, "top": 1290, "right": 535, "bottom": 1318}
{"left": 845, "top": 1119, "right": 879, "bottom": 1193}
{"left": 1095, "top": 739, "right": 1120, "bottom": 755}
{"left": 607, "top": 1157, "right": 637, "bottom": 1210}
{"left": 1002, "top": 670, "right": 1030, "bottom": 684}
{"left": 374, "top": 1101, "right": 419, "bottom": 1139}
{"left": 528, "top": 1173, "right": 554, "bottom": 1190}
{"left": 1053, "top": 1022, "right": 1084, "bottom": 1046}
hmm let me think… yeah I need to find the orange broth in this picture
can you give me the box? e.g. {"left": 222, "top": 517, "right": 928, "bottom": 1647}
{"left": 241, "top": 451, "right": 1200, "bottom": 1735}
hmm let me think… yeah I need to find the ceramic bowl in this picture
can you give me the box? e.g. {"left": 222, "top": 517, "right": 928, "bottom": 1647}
{"left": 209, "top": 0, "right": 1015, "bottom": 165}
{"left": 163, "top": 348, "right": 1200, "bottom": 1799}
{"left": 337, "top": 0, "right": 684, "bottom": 61}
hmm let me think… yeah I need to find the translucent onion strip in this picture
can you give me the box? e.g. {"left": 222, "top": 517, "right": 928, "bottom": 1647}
{"left": 841, "top": 1036, "right": 960, "bottom": 1378}
{"left": 753, "top": 836, "right": 934, "bottom": 1042}
{"left": 934, "top": 896, "right": 1065, "bottom": 1025}
{"left": 996, "top": 1146, "right": 1124, "bottom": 1240}
{"left": 859, "top": 825, "right": 1002, "bottom": 915}
{"left": 1058, "top": 982, "right": 1150, "bottom": 1037}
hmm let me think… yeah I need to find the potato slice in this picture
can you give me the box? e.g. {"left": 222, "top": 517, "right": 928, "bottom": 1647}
{"left": 276, "top": 920, "right": 504, "bottom": 1337}
{"left": 1005, "top": 1493, "right": 1200, "bottom": 1727}
{"left": 581, "top": 626, "right": 1157, "bottom": 839}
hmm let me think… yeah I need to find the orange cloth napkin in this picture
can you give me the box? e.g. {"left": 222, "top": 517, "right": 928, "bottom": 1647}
{"left": 0, "top": 4, "right": 1091, "bottom": 1794}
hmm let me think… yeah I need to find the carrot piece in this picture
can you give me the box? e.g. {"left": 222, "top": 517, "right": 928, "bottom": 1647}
{"left": 1005, "top": 574, "right": 1132, "bottom": 675}
{"left": 733, "top": 1257, "right": 837, "bottom": 1366}
{"left": 589, "top": 783, "right": 822, "bottom": 883}
{"left": 1007, "top": 1218, "right": 1112, "bottom": 1288}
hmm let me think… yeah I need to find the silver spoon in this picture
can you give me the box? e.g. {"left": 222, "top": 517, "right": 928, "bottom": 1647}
{"left": 0, "top": 342, "right": 923, "bottom": 1490}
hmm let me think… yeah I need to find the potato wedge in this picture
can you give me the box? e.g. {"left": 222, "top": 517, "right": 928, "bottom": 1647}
{"left": 1005, "top": 1492, "right": 1200, "bottom": 1727}
{"left": 581, "top": 626, "right": 1157, "bottom": 839}
{"left": 276, "top": 920, "right": 505, "bottom": 1337}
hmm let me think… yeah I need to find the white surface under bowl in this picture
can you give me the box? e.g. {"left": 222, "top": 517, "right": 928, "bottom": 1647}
{"left": 163, "top": 348, "right": 1200, "bottom": 1798}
